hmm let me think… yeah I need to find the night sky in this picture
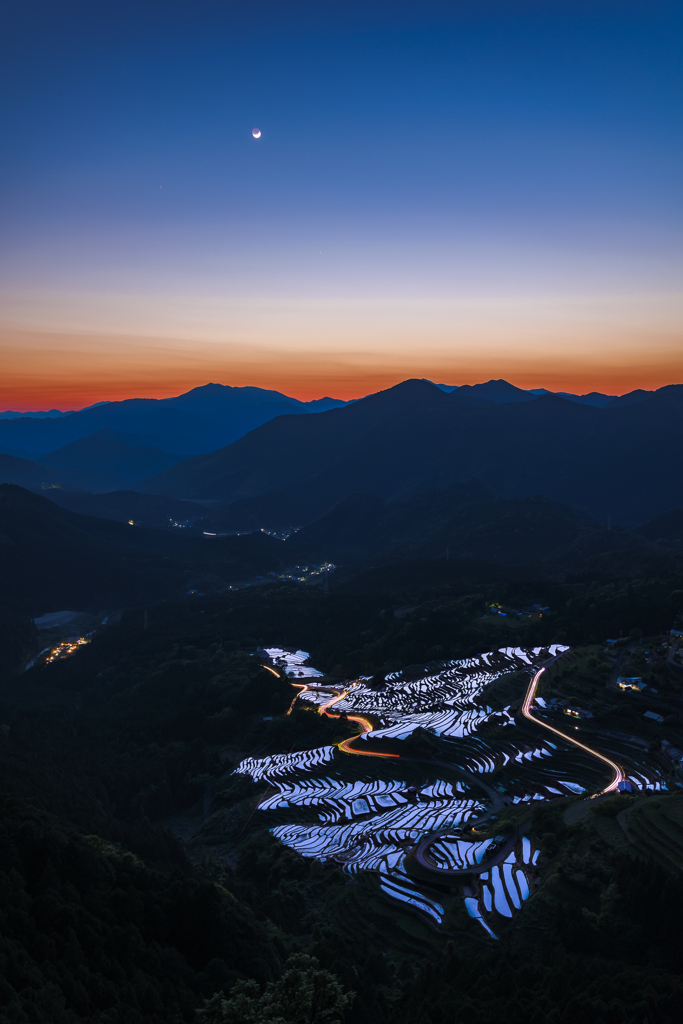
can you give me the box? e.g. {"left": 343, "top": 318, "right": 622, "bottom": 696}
{"left": 1, "top": 0, "right": 681, "bottom": 407}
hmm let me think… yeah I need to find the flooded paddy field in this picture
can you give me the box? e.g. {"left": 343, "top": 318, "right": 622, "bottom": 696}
{"left": 229, "top": 642, "right": 676, "bottom": 935}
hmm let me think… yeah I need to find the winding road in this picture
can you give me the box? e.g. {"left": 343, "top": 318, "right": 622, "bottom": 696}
{"left": 521, "top": 663, "right": 624, "bottom": 798}
{"left": 319, "top": 688, "right": 400, "bottom": 758}
{"left": 275, "top": 649, "right": 625, "bottom": 886}
{"left": 413, "top": 655, "right": 625, "bottom": 879}
{"left": 413, "top": 819, "right": 531, "bottom": 878}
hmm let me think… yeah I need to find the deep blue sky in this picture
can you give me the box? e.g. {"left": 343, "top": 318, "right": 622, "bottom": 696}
{"left": 1, "top": 0, "right": 681, "bottom": 406}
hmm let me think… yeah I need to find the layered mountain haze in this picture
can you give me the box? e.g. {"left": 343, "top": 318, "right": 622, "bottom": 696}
{"left": 0, "top": 379, "right": 647, "bottom": 457}
{"left": 0, "top": 383, "right": 349, "bottom": 456}
{"left": 139, "top": 379, "right": 683, "bottom": 529}
{"left": 437, "top": 382, "right": 619, "bottom": 406}
{"left": 2, "top": 377, "right": 681, "bottom": 531}
{"left": 0, "top": 452, "right": 64, "bottom": 491}
{"left": 38, "top": 430, "right": 184, "bottom": 492}
{"left": 0, "top": 431, "right": 184, "bottom": 493}
{"left": 527, "top": 389, "right": 617, "bottom": 407}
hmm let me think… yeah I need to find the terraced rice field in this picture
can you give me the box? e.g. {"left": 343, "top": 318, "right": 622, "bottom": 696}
{"left": 236, "top": 745, "right": 336, "bottom": 782}
{"left": 329, "top": 645, "right": 564, "bottom": 742}
{"left": 468, "top": 836, "right": 541, "bottom": 937}
{"left": 264, "top": 646, "right": 324, "bottom": 679}
{"left": 236, "top": 643, "right": 661, "bottom": 934}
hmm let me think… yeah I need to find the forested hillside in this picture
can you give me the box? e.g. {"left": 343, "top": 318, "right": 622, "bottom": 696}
{"left": 1, "top": 570, "right": 683, "bottom": 1022}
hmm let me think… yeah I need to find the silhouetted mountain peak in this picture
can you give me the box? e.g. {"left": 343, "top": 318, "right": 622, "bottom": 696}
{"left": 654, "top": 383, "right": 683, "bottom": 401}
{"left": 456, "top": 379, "right": 536, "bottom": 404}
{"left": 605, "top": 384, "right": 683, "bottom": 411}
{"left": 604, "top": 388, "right": 653, "bottom": 408}
{"left": 361, "top": 378, "right": 447, "bottom": 408}
{"left": 165, "top": 381, "right": 299, "bottom": 408}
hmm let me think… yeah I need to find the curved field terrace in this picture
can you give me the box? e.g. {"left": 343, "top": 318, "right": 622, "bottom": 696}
{"left": 236, "top": 644, "right": 671, "bottom": 935}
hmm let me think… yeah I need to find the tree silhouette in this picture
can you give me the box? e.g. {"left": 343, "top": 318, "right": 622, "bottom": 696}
{"left": 197, "top": 954, "right": 354, "bottom": 1024}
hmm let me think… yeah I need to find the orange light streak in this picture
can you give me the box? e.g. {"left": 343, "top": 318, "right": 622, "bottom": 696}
{"left": 317, "top": 686, "right": 400, "bottom": 759}
{"left": 335, "top": 715, "right": 400, "bottom": 758}
{"left": 522, "top": 666, "right": 623, "bottom": 798}
{"left": 286, "top": 681, "right": 309, "bottom": 715}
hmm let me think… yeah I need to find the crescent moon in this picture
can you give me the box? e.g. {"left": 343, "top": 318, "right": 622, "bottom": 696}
{"left": 252, "top": 128, "right": 261, "bottom": 139}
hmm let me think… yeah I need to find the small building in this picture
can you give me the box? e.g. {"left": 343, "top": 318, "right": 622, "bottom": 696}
{"left": 617, "top": 676, "right": 645, "bottom": 691}
{"left": 644, "top": 710, "right": 665, "bottom": 723}
{"left": 564, "top": 706, "right": 594, "bottom": 720}
{"left": 617, "top": 780, "right": 633, "bottom": 794}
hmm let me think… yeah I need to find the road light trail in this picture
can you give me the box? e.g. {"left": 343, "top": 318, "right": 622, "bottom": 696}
{"left": 285, "top": 682, "right": 309, "bottom": 715}
{"left": 335, "top": 713, "right": 400, "bottom": 757}
{"left": 522, "top": 666, "right": 623, "bottom": 797}
{"left": 262, "top": 664, "right": 310, "bottom": 715}
{"left": 317, "top": 689, "right": 400, "bottom": 758}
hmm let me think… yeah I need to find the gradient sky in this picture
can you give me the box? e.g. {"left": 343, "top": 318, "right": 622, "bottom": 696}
{"left": 1, "top": 0, "right": 681, "bottom": 408}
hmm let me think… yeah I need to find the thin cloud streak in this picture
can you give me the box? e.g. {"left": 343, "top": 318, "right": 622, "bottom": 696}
{"left": 2, "top": 316, "right": 681, "bottom": 409}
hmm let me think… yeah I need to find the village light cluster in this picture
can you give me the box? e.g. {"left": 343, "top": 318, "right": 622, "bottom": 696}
{"left": 45, "top": 636, "right": 90, "bottom": 664}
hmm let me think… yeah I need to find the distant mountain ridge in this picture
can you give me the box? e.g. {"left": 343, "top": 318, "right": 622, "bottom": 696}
{"left": 0, "top": 379, "right": 660, "bottom": 455}
{"left": 138, "top": 379, "right": 683, "bottom": 529}
{"left": 0, "top": 383, "right": 349, "bottom": 456}
{"left": 0, "top": 400, "right": 113, "bottom": 421}
{"left": 1, "top": 377, "right": 680, "bottom": 515}
{"left": 435, "top": 380, "right": 620, "bottom": 405}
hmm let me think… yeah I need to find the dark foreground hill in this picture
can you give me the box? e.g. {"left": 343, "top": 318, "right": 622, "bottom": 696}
{"left": 0, "top": 486, "right": 289, "bottom": 618}
{"left": 0, "top": 485, "right": 191, "bottom": 612}
{"left": 635, "top": 507, "right": 683, "bottom": 548}
{"left": 45, "top": 488, "right": 209, "bottom": 528}
{"left": 139, "top": 380, "right": 683, "bottom": 528}
{"left": 8, "top": 479, "right": 682, "bottom": 634}
{"left": 2, "top": 587, "right": 683, "bottom": 1023}
{"left": 291, "top": 486, "right": 599, "bottom": 566}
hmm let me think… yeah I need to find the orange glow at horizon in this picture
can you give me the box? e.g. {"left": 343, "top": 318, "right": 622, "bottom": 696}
{"left": 2, "top": 326, "right": 682, "bottom": 410}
